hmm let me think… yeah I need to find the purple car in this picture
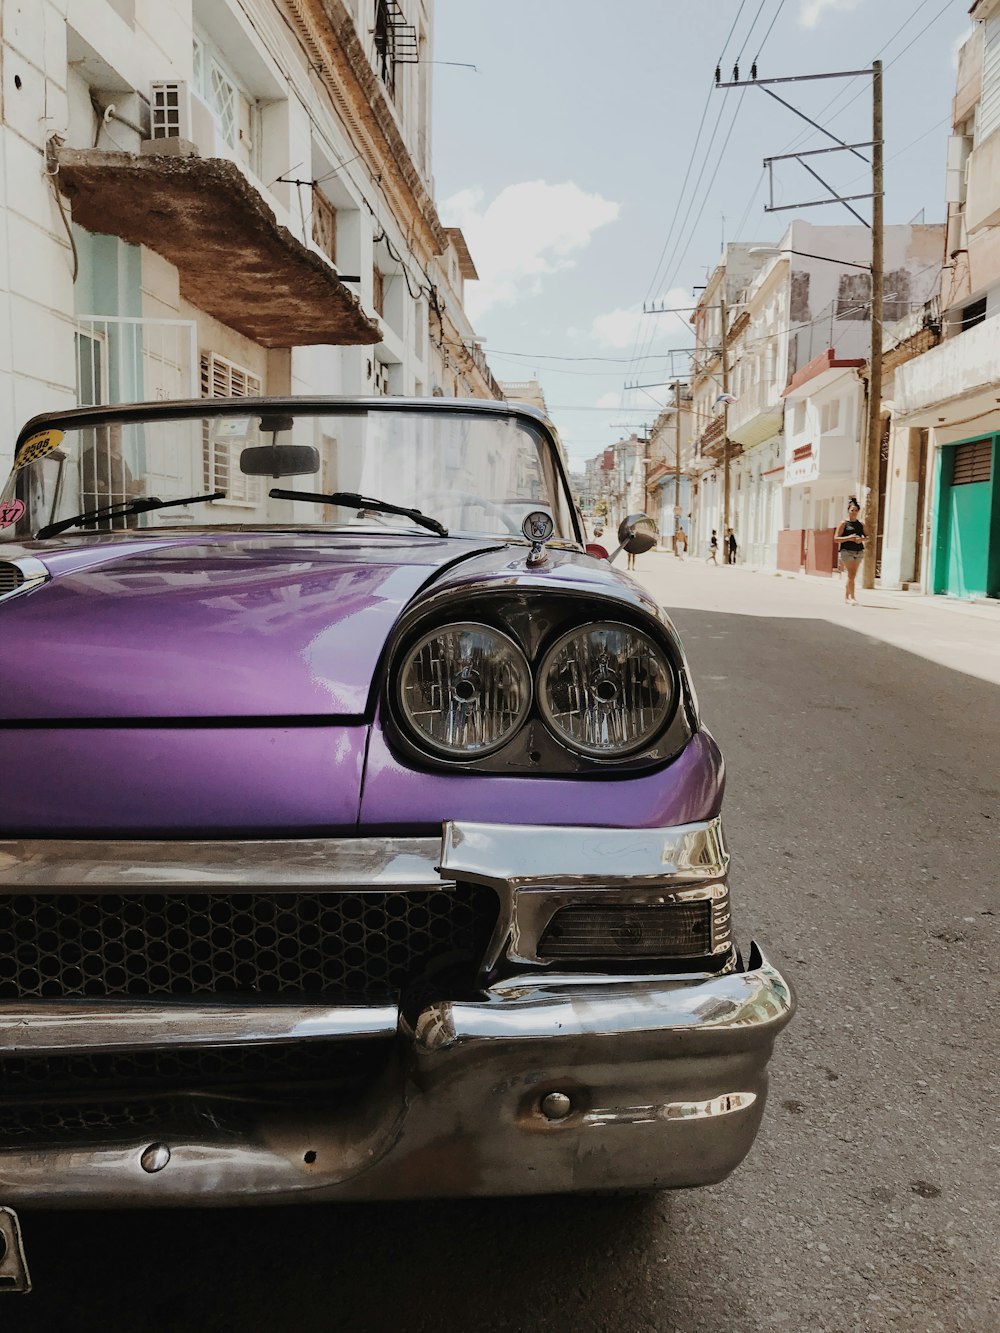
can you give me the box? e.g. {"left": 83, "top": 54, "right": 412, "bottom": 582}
{"left": 0, "top": 398, "right": 792, "bottom": 1284}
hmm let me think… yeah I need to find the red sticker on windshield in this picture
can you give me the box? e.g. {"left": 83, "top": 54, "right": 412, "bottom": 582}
{"left": 0, "top": 499, "right": 25, "bottom": 529}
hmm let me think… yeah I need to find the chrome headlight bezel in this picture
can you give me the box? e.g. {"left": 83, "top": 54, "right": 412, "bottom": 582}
{"left": 383, "top": 590, "right": 694, "bottom": 775}
{"left": 396, "top": 620, "right": 533, "bottom": 759}
{"left": 536, "top": 620, "right": 676, "bottom": 759}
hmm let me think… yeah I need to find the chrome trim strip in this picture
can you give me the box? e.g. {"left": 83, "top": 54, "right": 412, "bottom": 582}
{"left": 439, "top": 817, "right": 731, "bottom": 966}
{"left": 440, "top": 817, "right": 728, "bottom": 888}
{"left": 0, "top": 837, "right": 444, "bottom": 891}
{"left": 0, "top": 556, "right": 49, "bottom": 606}
{"left": 581, "top": 1091, "right": 757, "bottom": 1126}
{"left": 0, "top": 1001, "right": 399, "bottom": 1054}
{"left": 415, "top": 945, "right": 794, "bottom": 1050}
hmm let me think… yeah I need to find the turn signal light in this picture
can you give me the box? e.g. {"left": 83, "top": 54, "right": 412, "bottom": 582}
{"left": 538, "top": 902, "right": 713, "bottom": 959}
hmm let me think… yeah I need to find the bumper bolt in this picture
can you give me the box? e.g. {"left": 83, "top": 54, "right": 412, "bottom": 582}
{"left": 140, "top": 1143, "right": 171, "bottom": 1174}
{"left": 540, "top": 1091, "right": 573, "bottom": 1121}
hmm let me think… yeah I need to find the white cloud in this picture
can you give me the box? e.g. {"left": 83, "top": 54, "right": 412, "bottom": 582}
{"left": 594, "top": 391, "right": 620, "bottom": 409}
{"left": 589, "top": 287, "right": 694, "bottom": 350}
{"left": 441, "top": 181, "right": 620, "bottom": 319}
{"left": 798, "top": 0, "right": 862, "bottom": 28}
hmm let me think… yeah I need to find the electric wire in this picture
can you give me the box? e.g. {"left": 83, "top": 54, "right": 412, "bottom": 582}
{"left": 625, "top": 0, "right": 787, "bottom": 394}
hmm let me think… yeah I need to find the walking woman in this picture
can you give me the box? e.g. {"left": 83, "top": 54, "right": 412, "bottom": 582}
{"left": 835, "top": 497, "right": 867, "bottom": 604}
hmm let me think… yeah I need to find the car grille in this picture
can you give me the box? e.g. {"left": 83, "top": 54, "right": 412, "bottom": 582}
{"left": 0, "top": 1041, "right": 390, "bottom": 1145}
{"left": 0, "top": 1096, "right": 247, "bottom": 1144}
{"left": 0, "top": 1041, "right": 385, "bottom": 1096}
{"left": 0, "top": 562, "right": 25, "bottom": 596}
{"left": 0, "top": 887, "right": 498, "bottom": 1002}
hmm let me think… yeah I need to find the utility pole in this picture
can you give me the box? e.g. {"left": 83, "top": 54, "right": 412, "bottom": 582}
{"left": 674, "top": 380, "right": 682, "bottom": 557}
{"left": 720, "top": 291, "right": 731, "bottom": 531}
{"left": 862, "top": 59, "right": 884, "bottom": 591}
{"left": 715, "top": 62, "right": 885, "bottom": 574}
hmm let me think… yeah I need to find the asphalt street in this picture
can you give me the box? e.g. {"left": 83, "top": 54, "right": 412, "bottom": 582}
{"left": 6, "top": 559, "right": 999, "bottom": 1333}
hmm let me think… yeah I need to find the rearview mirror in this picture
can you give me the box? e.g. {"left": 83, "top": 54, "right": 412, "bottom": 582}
{"left": 608, "top": 513, "right": 658, "bottom": 563}
{"left": 240, "top": 445, "right": 320, "bottom": 478}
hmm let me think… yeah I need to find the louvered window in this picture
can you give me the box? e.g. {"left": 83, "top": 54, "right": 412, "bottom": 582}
{"left": 951, "top": 439, "right": 992, "bottom": 486}
{"left": 312, "top": 193, "right": 337, "bottom": 265}
{"left": 200, "top": 352, "right": 263, "bottom": 504}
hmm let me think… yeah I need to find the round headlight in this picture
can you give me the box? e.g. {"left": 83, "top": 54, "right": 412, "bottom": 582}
{"left": 398, "top": 622, "right": 531, "bottom": 757}
{"left": 539, "top": 621, "right": 674, "bottom": 757}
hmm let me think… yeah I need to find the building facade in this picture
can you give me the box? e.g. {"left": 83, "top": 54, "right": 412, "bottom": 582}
{"left": 0, "top": 0, "right": 499, "bottom": 476}
{"left": 690, "top": 221, "right": 943, "bottom": 573}
{"left": 890, "top": 1, "right": 1000, "bottom": 599}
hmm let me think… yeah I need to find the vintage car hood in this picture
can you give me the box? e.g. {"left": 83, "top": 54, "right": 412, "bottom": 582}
{"left": 0, "top": 533, "right": 503, "bottom": 720}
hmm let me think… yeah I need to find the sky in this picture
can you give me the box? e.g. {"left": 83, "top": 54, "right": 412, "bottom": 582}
{"left": 431, "top": 0, "right": 972, "bottom": 471}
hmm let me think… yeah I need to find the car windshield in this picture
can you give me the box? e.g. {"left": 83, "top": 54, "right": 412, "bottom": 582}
{"left": 0, "top": 404, "right": 578, "bottom": 543}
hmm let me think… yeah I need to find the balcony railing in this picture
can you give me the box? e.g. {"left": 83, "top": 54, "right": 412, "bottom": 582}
{"left": 75, "top": 316, "right": 199, "bottom": 406}
{"left": 696, "top": 416, "right": 725, "bottom": 459}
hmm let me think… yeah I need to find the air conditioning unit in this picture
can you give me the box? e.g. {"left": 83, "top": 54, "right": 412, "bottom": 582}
{"left": 149, "top": 81, "right": 220, "bottom": 157}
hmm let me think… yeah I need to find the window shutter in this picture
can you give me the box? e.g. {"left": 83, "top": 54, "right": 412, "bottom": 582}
{"left": 200, "top": 352, "right": 263, "bottom": 502}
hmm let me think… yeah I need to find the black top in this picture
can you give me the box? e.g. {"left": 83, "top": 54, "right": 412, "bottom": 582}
{"left": 840, "top": 518, "right": 865, "bottom": 553}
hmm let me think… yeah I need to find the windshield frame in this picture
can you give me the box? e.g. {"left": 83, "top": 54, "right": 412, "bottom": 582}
{"left": 7, "top": 396, "right": 584, "bottom": 547}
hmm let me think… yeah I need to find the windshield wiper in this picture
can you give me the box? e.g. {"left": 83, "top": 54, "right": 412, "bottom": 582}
{"left": 269, "top": 488, "right": 448, "bottom": 537}
{"left": 36, "top": 491, "right": 226, "bottom": 540}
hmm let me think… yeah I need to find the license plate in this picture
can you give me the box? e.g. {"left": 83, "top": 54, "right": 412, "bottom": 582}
{"left": 0, "top": 1208, "right": 31, "bottom": 1293}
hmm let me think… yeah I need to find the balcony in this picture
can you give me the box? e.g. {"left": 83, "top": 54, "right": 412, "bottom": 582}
{"left": 727, "top": 378, "right": 784, "bottom": 448}
{"left": 965, "top": 127, "right": 1000, "bottom": 235}
{"left": 695, "top": 416, "right": 726, "bottom": 461}
{"left": 55, "top": 148, "right": 381, "bottom": 349}
{"left": 895, "top": 311, "right": 1000, "bottom": 424}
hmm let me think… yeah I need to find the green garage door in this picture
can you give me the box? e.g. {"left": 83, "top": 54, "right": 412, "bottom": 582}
{"left": 933, "top": 438, "right": 998, "bottom": 598}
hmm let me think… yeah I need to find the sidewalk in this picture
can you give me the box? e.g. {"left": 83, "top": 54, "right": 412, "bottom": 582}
{"left": 632, "top": 551, "right": 1000, "bottom": 688}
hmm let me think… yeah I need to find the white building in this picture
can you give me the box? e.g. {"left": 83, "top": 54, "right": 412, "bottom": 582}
{"left": 887, "top": 2, "right": 1000, "bottom": 599}
{"left": 690, "top": 221, "right": 943, "bottom": 572}
{"left": 0, "top": 0, "right": 499, "bottom": 476}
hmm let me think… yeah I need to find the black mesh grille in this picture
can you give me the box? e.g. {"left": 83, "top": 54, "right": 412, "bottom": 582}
{"left": 0, "top": 1041, "right": 384, "bottom": 1096}
{"left": 538, "top": 902, "right": 713, "bottom": 959}
{"left": 0, "top": 1042, "right": 394, "bottom": 1146}
{"left": 0, "top": 1097, "right": 245, "bottom": 1145}
{"left": 0, "top": 887, "right": 498, "bottom": 1001}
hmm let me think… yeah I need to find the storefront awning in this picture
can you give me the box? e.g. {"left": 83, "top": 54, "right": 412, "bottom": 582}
{"left": 56, "top": 149, "right": 381, "bottom": 349}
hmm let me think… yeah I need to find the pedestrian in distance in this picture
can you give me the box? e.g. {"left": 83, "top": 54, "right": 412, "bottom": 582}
{"left": 627, "top": 545, "right": 637, "bottom": 571}
{"left": 676, "top": 527, "right": 687, "bottom": 559}
{"left": 726, "top": 528, "right": 737, "bottom": 565}
{"left": 834, "top": 496, "right": 867, "bottom": 604}
{"left": 707, "top": 529, "right": 719, "bottom": 564}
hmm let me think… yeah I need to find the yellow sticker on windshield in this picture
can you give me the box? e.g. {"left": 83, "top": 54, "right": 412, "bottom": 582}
{"left": 16, "top": 428, "right": 64, "bottom": 468}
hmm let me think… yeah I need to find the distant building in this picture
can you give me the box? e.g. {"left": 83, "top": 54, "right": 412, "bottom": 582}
{"left": 500, "top": 379, "right": 548, "bottom": 416}
{"left": 690, "top": 221, "right": 943, "bottom": 573}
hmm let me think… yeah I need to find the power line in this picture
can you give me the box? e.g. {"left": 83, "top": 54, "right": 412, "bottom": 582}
{"left": 628, "top": 0, "right": 787, "bottom": 388}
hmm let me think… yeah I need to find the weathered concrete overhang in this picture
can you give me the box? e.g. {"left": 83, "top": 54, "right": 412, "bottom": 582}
{"left": 55, "top": 148, "right": 381, "bottom": 349}
{"left": 783, "top": 349, "right": 866, "bottom": 399}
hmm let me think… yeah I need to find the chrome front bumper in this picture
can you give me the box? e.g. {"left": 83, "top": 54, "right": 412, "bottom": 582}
{"left": 0, "top": 819, "right": 795, "bottom": 1205}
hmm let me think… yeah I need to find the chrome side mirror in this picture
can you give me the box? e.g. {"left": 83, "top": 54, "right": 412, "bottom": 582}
{"left": 608, "top": 513, "right": 658, "bottom": 563}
